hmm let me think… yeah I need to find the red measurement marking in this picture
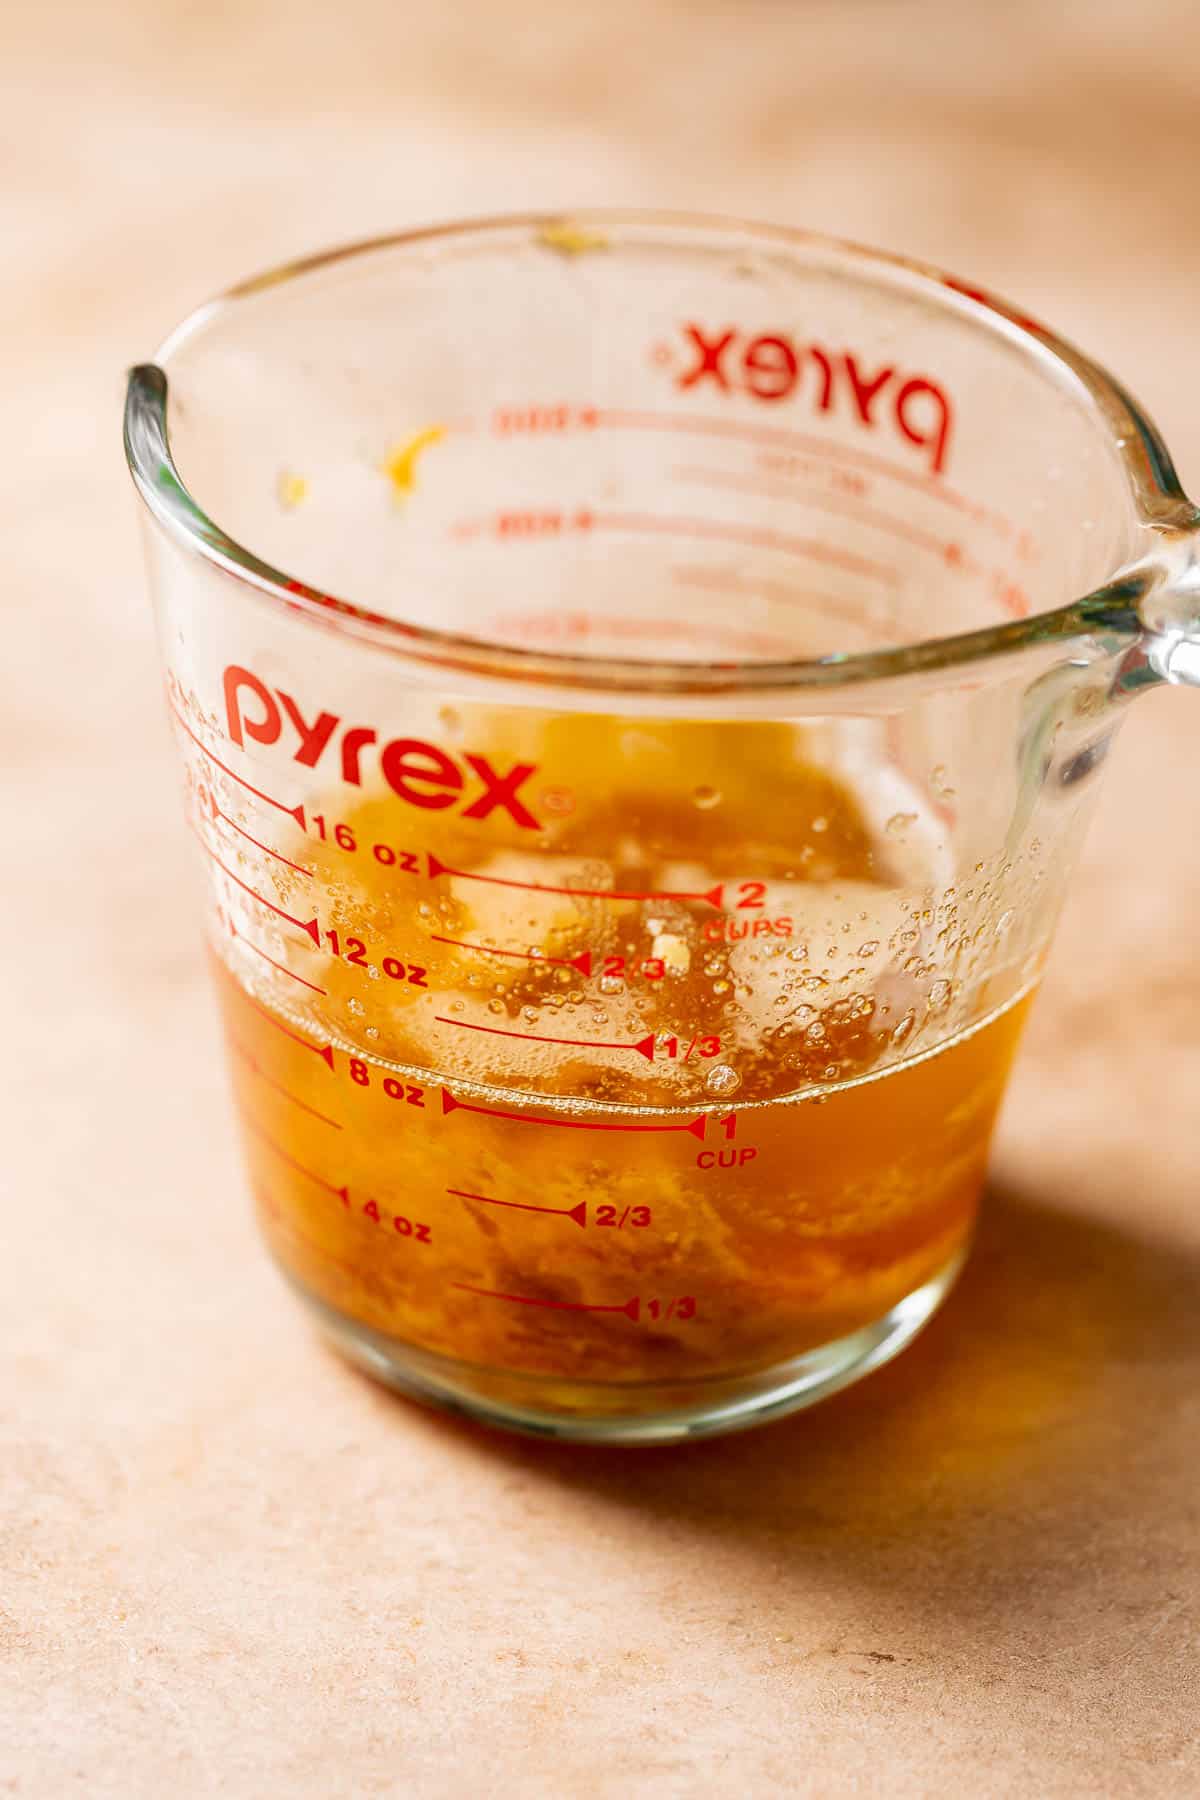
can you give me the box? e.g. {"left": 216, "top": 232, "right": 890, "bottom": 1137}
{"left": 670, "top": 564, "right": 888, "bottom": 638}
{"left": 448, "top": 1187, "right": 587, "bottom": 1228}
{"left": 196, "top": 833, "right": 321, "bottom": 945}
{"left": 225, "top": 914, "right": 327, "bottom": 995}
{"left": 241, "top": 1113, "right": 347, "bottom": 1200}
{"left": 441, "top": 1086, "right": 707, "bottom": 1138}
{"left": 217, "top": 965, "right": 335, "bottom": 1067}
{"left": 430, "top": 934, "right": 594, "bottom": 977}
{"left": 589, "top": 409, "right": 1011, "bottom": 534}
{"left": 427, "top": 851, "right": 723, "bottom": 910}
{"left": 230, "top": 1038, "right": 341, "bottom": 1128}
{"left": 453, "top": 1282, "right": 640, "bottom": 1320}
{"left": 470, "top": 506, "right": 897, "bottom": 586}
{"left": 201, "top": 787, "right": 312, "bottom": 875}
{"left": 168, "top": 696, "right": 306, "bottom": 825}
{"left": 435, "top": 1016, "right": 657, "bottom": 1060}
{"left": 673, "top": 465, "right": 973, "bottom": 567}
{"left": 588, "top": 509, "right": 898, "bottom": 586}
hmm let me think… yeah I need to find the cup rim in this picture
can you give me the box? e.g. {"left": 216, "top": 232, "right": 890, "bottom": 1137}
{"left": 123, "top": 208, "right": 1197, "bottom": 695}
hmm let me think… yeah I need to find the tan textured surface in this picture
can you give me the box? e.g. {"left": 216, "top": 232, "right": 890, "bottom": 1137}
{"left": 5, "top": 4, "right": 1200, "bottom": 1793}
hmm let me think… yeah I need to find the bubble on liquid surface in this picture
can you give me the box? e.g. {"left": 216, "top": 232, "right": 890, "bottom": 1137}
{"left": 705, "top": 1062, "right": 741, "bottom": 1096}
{"left": 692, "top": 784, "right": 721, "bottom": 810}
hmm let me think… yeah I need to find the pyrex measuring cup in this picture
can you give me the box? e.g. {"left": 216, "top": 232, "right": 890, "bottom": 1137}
{"left": 123, "top": 212, "right": 1200, "bottom": 1444}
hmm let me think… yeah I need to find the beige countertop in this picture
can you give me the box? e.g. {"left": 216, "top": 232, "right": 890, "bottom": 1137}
{"left": 5, "top": 3, "right": 1200, "bottom": 1792}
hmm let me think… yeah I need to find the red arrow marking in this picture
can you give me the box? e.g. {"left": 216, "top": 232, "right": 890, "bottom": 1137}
{"left": 435, "top": 1016, "right": 657, "bottom": 1060}
{"left": 168, "top": 696, "right": 306, "bottom": 825}
{"left": 427, "top": 851, "right": 722, "bottom": 911}
{"left": 453, "top": 1282, "right": 639, "bottom": 1319}
{"left": 430, "top": 934, "right": 593, "bottom": 977}
{"left": 448, "top": 1187, "right": 587, "bottom": 1227}
{"left": 441, "top": 1087, "right": 706, "bottom": 1137}
{"left": 225, "top": 915, "right": 327, "bottom": 995}
{"left": 230, "top": 1038, "right": 341, "bottom": 1128}
{"left": 241, "top": 1114, "right": 348, "bottom": 1199}
{"left": 204, "top": 788, "right": 312, "bottom": 876}
{"left": 197, "top": 833, "right": 320, "bottom": 945}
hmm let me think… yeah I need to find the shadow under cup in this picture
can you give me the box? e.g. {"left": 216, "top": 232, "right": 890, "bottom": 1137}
{"left": 124, "top": 213, "right": 1196, "bottom": 1441}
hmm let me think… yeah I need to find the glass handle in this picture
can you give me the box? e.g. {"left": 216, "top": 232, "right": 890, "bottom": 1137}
{"left": 1139, "top": 541, "right": 1200, "bottom": 686}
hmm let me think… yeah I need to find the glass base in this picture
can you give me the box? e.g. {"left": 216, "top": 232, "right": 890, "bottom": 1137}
{"left": 287, "top": 1249, "right": 965, "bottom": 1446}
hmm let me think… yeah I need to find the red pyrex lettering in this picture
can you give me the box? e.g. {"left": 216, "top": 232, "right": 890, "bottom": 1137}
{"left": 671, "top": 323, "right": 954, "bottom": 475}
{"left": 222, "top": 667, "right": 542, "bottom": 829}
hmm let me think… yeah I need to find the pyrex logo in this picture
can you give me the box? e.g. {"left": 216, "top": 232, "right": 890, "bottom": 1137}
{"left": 223, "top": 665, "right": 542, "bottom": 829}
{"left": 668, "top": 322, "right": 954, "bottom": 475}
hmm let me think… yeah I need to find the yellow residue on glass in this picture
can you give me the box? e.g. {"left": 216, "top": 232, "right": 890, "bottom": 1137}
{"left": 536, "top": 221, "right": 610, "bottom": 256}
{"left": 383, "top": 426, "right": 446, "bottom": 498}
{"left": 276, "top": 469, "right": 309, "bottom": 510}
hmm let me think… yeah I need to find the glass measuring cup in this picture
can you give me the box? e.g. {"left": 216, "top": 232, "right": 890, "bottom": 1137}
{"left": 123, "top": 212, "right": 1200, "bottom": 1444}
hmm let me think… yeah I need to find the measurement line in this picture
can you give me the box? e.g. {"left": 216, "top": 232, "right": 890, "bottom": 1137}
{"left": 441, "top": 1087, "right": 707, "bottom": 1138}
{"left": 203, "top": 789, "right": 313, "bottom": 875}
{"left": 453, "top": 1282, "right": 639, "bottom": 1319}
{"left": 230, "top": 1038, "right": 342, "bottom": 1128}
{"left": 672, "top": 465, "right": 968, "bottom": 564}
{"left": 168, "top": 696, "right": 307, "bottom": 824}
{"left": 430, "top": 934, "right": 593, "bottom": 977}
{"left": 588, "top": 510, "right": 898, "bottom": 586}
{"left": 241, "top": 1113, "right": 348, "bottom": 1199}
{"left": 670, "top": 564, "right": 889, "bottom": 637}
{"left": 590, "top": 409, "right": 1011, "bottom": 533}
{"left": 436, "top": 1016, "right": 656, "bottom": 1059}
{"left": 226, "top": 916, "right": 328, "bottom": 994}
{"left": 216, "top": 966, "right": 335, "bottom": 1067}
{"left": 427, "top": 851, "right": 723, "bottom": 910}
{"left": 448, "top": 1187, "right": 587, "bottom": 1227}
{"left": 196, "top": 832, "right": 321, "bottom": 945}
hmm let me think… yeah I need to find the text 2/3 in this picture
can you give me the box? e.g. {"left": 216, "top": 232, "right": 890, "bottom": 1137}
{"left": 323, "top": 930, "right": 427, "bottom": 986}
{"left": 309, "top": 815, "right": 420, "bottom": 872}
{"left": 595, "top": 1205, "right": 652, "bottom": 1229}
{"left": 339, "top": 1189, "right": 432, "bottom": 1245}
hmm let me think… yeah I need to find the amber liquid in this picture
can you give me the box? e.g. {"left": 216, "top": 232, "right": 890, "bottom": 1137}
{"left": 207, "top": 718, "right": 1033, "bottom": 1408}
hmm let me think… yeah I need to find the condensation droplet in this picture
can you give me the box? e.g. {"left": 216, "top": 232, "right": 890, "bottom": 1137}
{"left": 929, "top": 978, "right": 953, "bottom": 1009}
{"left": 996, "top": 909, "right": 1015, "bottom": 936}
{"left": 858, "top": 939, "right": 879, "bottom": 957}
{"left": 367, "top": 964, "right": 381, "bottom": 980}
{"left": 598, "top": 974, "right": 624, "bottom": 995}
{"left": 811, "top": 815, "right": 829, "bottom": 834}
{"left": 887, "top": 812, "right": 918, "bottom": 836}
{"left": 365, "top": 1025, "right": 379, "bottom": 1040}
{"left": 438, "top": 705, "right": 463, "bottom": 738}
{"left": 348, "top": 998, "right": 364, "bottom": 1016}
{"left": 692, "top": 784, "right": 721, "bottom": 810}
{"left": 931, "top": 764, "right": 956, "bottom": 799}
{"left": 488, "top": 999, "right": 505, "bottom": 1015}
{"left": 712, "top": 978, "right": 732, "bottom": 996}
{"left": 705, "top": 1063, "right": 741, "bottom": 1096}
